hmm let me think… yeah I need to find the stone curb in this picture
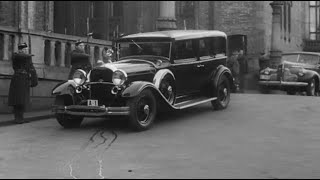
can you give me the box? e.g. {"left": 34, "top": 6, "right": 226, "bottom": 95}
{"left": 0, "top": 113, "right": 55, "bottom": 127}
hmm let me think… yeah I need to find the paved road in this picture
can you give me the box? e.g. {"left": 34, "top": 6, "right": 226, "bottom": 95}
{"left": 0, "top": 93, "right": 320, "bottom": 179}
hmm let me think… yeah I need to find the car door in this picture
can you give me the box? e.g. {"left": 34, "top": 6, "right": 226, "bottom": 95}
{"left": 197, "top": 37, "right": 227, "bottom": 90}
{"left": 170, "top": 39, "right": 202, "bottom": 96}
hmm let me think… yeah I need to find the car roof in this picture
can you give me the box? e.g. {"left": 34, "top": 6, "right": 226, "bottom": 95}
{"left": 119, "top": 30, "right": 227, "bottom": 41}
{"left": 283, "top": 51, "right": 320, "bottom": 56}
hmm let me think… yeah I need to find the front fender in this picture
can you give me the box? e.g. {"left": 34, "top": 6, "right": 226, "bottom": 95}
{"left": 52, "top": 80, "right": 77, "bottom": 95}
{"left": 121, "top": 81, "right": 158, "bottom": 98}
{"left": 300, "top": 70, "right": 320, "bottom": 82}
{"left": 121, "top": 81, "right": 175, "bottom": 111}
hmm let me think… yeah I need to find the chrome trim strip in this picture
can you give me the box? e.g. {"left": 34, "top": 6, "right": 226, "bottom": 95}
{"left": 117, "top": 59, "right": 157, "bottom": 67}
{"left": 175, "top": 97, "right": 217, "bottom": 109}
{"left": 172, "top": 56, "right": 226, "bottom": 66}
{"left": 258, "top": 81, "right": 308, "bottom": 86}
{"left": 53, "top": 105, "right": 130, "bottom": 116}
{"left": 85, "top": 82, "right": 114, "bottom": 85}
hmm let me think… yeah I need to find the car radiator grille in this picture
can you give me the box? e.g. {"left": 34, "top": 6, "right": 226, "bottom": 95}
{"left": 90, "top": 69, "right": 113, "bottom": 82}
{"left": 90, "top": 84, "right": 116, "bottom": 106}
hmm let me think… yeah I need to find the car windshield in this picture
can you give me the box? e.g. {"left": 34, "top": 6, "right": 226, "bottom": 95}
{"left": 118, "top": 41, "right": 171, "bottom": 59}
{"left": 282, "top": 54, "right": 320, "bottom": 65}
{"left": 281, "top": 54, "right": 299, "bottom": 63}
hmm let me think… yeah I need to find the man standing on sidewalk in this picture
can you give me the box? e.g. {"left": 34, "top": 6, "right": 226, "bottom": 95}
{"left": 68, "top": 40, "right": 92, "bottom": 79}
{"left": 8, "top": 43, "right": 38, "bottom": 124}
{"left": 237, "top": 49, "right": 248, "bottom": 93}
{"left": 227, "top": 50, "right": 240, "bottom": 92}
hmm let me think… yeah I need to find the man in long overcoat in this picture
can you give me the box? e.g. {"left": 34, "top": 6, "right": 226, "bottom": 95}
{"left": 68, "top": 40, "right": 92, "bottom": 79}
{"left": 227, "top": 50, "right": 240, "bottom": 92}
{"left": 8, "top": 42, "right": 38, "bottom": 124}
{"left": 237, "top": 49, "right": 248, "bottom": 93}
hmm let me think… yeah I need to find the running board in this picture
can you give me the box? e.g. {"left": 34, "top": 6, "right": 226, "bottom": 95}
{"left": 173, "top": 97, "right": 217, "bottom": 110}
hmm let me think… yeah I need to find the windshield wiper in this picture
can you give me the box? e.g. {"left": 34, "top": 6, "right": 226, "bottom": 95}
{"left": 131, "top": 40, "right": 143, "bottom": 51}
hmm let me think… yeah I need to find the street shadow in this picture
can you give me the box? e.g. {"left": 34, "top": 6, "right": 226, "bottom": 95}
{"left": 72, "top": 103, "right": 217, "bottom": 133}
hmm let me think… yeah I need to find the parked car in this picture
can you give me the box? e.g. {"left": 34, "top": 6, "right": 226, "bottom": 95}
{"left": 258, "top": 52, "right": 320, "bottom": 95}
{"left": 51, "top": 30, "right": 234, "bottom": 131}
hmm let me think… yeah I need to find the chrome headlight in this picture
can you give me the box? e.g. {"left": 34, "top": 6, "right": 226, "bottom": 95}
{"left": 73, "top": 69, "right": 87, "bottom": 85}
{"left": 112, "top": 70, "right": 127, "bottom": 86}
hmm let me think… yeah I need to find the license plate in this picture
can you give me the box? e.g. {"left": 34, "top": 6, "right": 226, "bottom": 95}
{"left": 87, "top": 99, "right": 98, "bottom": 106}
{"left": 260, "top": 75, "right": 270, "bottom": 80}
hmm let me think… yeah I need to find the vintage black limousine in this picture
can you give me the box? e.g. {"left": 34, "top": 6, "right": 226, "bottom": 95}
{"left": 52, "top": 30, "right": 234, "bottom": 131}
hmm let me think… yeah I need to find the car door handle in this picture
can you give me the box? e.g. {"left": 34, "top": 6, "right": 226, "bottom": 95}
{"left": 197, "top": 64, "right": 204, "bottom": 68}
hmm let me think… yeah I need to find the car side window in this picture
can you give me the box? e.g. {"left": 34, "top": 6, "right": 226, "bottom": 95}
{"left": 199, "top": 38, "right": 212, "bottom": 60}
{"left": 198, "top": 37, "right": 226, "bottom": 61}
{"left": 173, "top": 40, "right": 197, "bottom": 63}
{"left": 299, "top": 54, "right": 319, "bottom": 65}
{"left": 212, "top": 37, "right": 226, "bottom": 58}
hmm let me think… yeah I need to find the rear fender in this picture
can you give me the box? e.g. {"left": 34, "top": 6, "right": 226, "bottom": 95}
{"left": 211, "top": 65, "right": 233, "bottom": 89}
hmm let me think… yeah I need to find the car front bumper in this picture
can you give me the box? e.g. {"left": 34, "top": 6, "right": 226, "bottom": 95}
{"left": 52, "top": 105, "right": 130, "bottom": 117}
{"left": 258, "top": 80, "right": 308, "bottom": 87}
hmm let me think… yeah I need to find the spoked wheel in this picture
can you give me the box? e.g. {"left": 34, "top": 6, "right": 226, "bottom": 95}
{"left": 306, "top": 78, "right": 316, "bottom": 96}
{"left": 159, "top": 75, "right": 176, "bottom": 105}
{"left": 56, "top": 114, "right": 84, "bottom": 128}
{"left": 211, "top": 75, "right": 231, "bottom": 110}
{"left": 127, "top": 89, "right": 157, "bottom": 131}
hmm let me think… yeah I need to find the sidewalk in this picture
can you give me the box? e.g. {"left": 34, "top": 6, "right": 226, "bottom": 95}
{"left": 0, "top": 110, "right": 54, "bottom": 127}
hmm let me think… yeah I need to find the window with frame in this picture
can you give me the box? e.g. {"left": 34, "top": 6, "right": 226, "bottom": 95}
{"left": 298, "top": 54, "right": 320, "bottom": 65}
{"left": 309, "top": 1, "right": 320, "bottom": 40}
{"left": 199, "top": 37, "right": 226, "bottom": 60}
{"left": 173, "top": 39, "right": 197, "bottom": 63}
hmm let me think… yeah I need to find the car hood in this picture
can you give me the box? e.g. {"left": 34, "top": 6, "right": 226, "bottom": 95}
{"left": 94, "top": 59, "right": 157, "bottom": 75}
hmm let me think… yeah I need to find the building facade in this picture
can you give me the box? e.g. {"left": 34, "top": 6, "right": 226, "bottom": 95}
{"left": 0, "top": 1, "right": 314, "bottom": 112}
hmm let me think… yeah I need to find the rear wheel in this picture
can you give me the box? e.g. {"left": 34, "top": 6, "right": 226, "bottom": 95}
{"left": 211, "top": 75, "right": 230, "bottom": 110}
{"left": 56, "top": 114, "right": 84, "bottom": 128}
{"left": 127, "top": 89, "right": 157, "bottom": 131}
{"left": 306, "top": 78, "right": 316, "bottom": 96}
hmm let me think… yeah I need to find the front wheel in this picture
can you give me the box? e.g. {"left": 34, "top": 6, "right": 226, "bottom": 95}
{"left": 127, "top": 89, "right": 157, "bottom": 131}
{"left": 211, "top": 75, "right": 231, "bottom": 110}
{"left": 306, "top": 78, "right": 316, "bottom": 96}
{"left": 56, "top": 114, "right": 84, "bottom": 128}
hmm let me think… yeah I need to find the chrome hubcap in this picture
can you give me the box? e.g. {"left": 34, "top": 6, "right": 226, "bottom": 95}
{"left": 223, "top": 88, "right": 228, "bottom": 97}
{"left": 143, "top": 105, "right": 150, "bottom": 115}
